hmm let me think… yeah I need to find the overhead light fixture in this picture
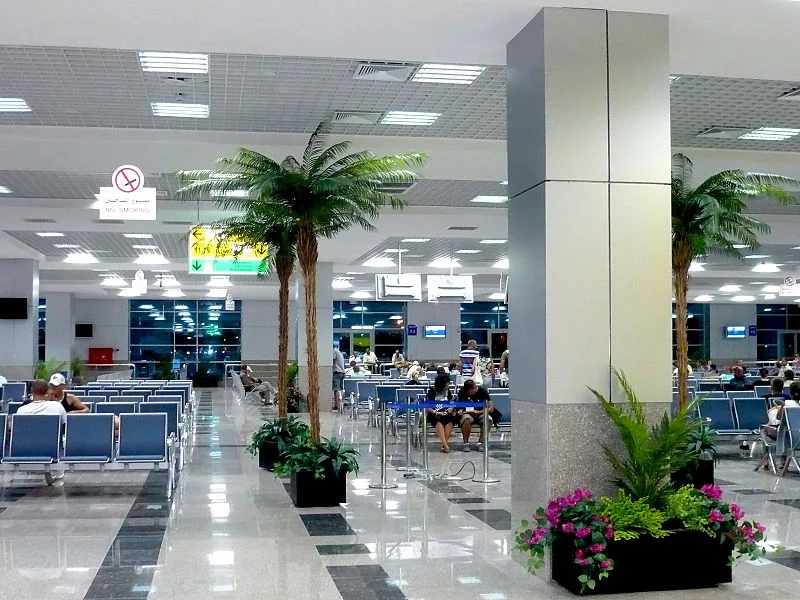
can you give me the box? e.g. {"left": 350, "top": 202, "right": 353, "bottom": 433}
{"left": 471, "top": 196, "right": 508, "bottom": 204}
{"left": 732, "top": 244, "right": 749, "bottom": 249}
{"left": 53, "top": 244, "right": 81, "bottom": 249}
{"left": 134, "top": 254, "right": 169, "bottom": 265}
{"left": 131, "top": 244, "right": 160, "bottom": 250}
{"left": 455, "top": 249, "right": 481, "bottom": 254}
{"left": 0, "top": 98, "right": 31, "bottom": 112}
{"left": 63, "top": 253, "right": 98, "bottom": 264}
{"left": 412, "top": 63, "right": 485, "bottom": 84}
{"left": 719, "top": 285, "right": 741, "bottom": 292}
{"left": 488, "top": 292, "right": 506, "bottom": 300}
{"left": 492, "top": 258, "right": 509, "bottom": 269}
{"left": 345, "top": 271, "right": 365, "bottom": 275}
{"left": 124, "top": 233, "right": 153, "bottom": 239}
{"left": 350, "top": 291, "right": 371, "bottom": 299}
{"left": 389, "top": 315, "right": 403, "bottom": 320}
{"left": 694, "top": 295, "right": 714, "bottom": 302}
{"left": 0, "top": 186, "right": 11, "bottom": 194}
{"left": 100, "top": 277, "right": 127, "bottom": 287}
{"left": 428, "top": 257, "right": 460, "bottom": 268}
{"left": 332, "top": 279, "right": 353, "bottom": 289}
{"left": 158, "top": 276, "right": 181, "bottom": 288}
{"left": 751, "top": 262, "right": 781, "bottom": 273}
{"left": 151, "top": 102, "right": 209, "bottom": 118}
{"left": 688, "top": 261, "right": 706, "bottom": 272}
{"left": 382, "top": 248, "right": 408, "bottom": 253}
{"left": 139, "top": 304, "right": 155, "bottom": 310}
{"left": 118, "top": 288, "right": 143, "bottom": 297}
{"left": 765, "top": 294, "right": 777, "bottom": 300}
{"left": 210, "top": 190, "right": 249, "bottom": 198}
{"left": 362, "top": 257, "right": 396, "bottom": 268}
{"left": 352, "top": 306, "right": 367, "bottom": 311}
{"left": 480, "top": 239, "right": 507, "bottom": 244}
{"left": 401, "top": 238, "right": 430, "bottom": 243}
{"left": 138, "top": 51, "right": 209, "bottom": 74}
{"left": 739, "top": 127, "right": 800, "bottom": 141}
{"left": 351, "top": 325, "right": 375, "bottom": 330}
{"left": 731, "top": 295, "right": 755, "bottom": 302}
{"left": 207, "top": 288, "right": 228, "bottom": 298}
{"left": 762, "top": 285, "right": 781, "bottom": 293}
{"left": 744, "top": 254, "right": 771, "bottom": 259}
{"left": 381, "top": 111, "right": 440, "bottom": 126}
{"left": 163, "top": 289, "right": 185, "bottom": 298}
{"left": 36, "top": 232, "right": 64, "bottom": 237}
{"left": 175, "top": 304, "right": 189, "bottom": 310}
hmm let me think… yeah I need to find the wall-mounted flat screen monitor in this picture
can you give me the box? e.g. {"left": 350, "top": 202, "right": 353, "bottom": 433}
{"left": 724, "top": 326, "right": 746, "bottom": 339}
{"left": 0, "top": 298, "right": 28, "bottom": 319}
{"left": 75, "top": 323, "right": 94, "bottom": 338}
{"left": 424, "top": 325, "right": 447, "bottom": 339}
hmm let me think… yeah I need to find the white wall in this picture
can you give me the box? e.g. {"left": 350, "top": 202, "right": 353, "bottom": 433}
{"left": 45, "top": 292, "right": 74, "bottom": 363}
{"left": 0, "top": 259, "right": 39, "bottom": 378}
{"left": 241, "top": 299, "right": 296, "bottom": 361}
{"left": 405, "top": 302, "right": 462, "bottom": 362}
{"left": 709, "top": 303, "right": 757, "bottom": 361}
{"left": 73, "top": 299, "right": 130, "bottom": 363}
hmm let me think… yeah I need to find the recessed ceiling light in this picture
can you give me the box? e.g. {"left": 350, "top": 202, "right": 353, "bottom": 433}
{"left": 762, "top": 285, "right": 781, "bottom": 292}
{"left": 751, "top": 262, "right": 781, "bottom": 273}
{"left": 744, "top": 254, "right": 771, "bottom": 259}
{"left": 471, "top": 196, "right": 508, "bottom": 204}
{"left": 488, "top": 292, "right": 506, "bottom": 300}
{"left": 53, "top": 244, "right": 81, "bottom": 249}
{"left": 362, "top": 257, "right": 395, "bottom": 268}
{"left": 412, "top": 63, "right": 485, "bottom": 84}
{"left": 732, "top": 244, "right": 749, "bottom": 249}
{"left": 401, "top": 238, "right": 430, "bottom": 243}
{"left": 0, "top": 186, "right": 11, "bottom": 194}
{"left": 492, "top": 258, "right": 509, "bottom": 269}
{"left": 100, "top": 277, "right": 127, "bottom": 287}
{"left": 694, "top": 295, "right": 714, "bottom": 302}
{"left": 36, "top": 232, "right": 64, "bottom": 237}
{"left": 455, "top": 249, "right": 481, "bottom": 254}
{"left": 124, "top": 233, "right": 153, "bottom": 239}
{"left": 350, "top": 291, "right": 372, "bottom": 299}
{"left": 382, "top": 248, "right": 408, "bottom": 253}
{"left": 428, "top": 257, "right": 460, "bottom": 268}
{"left": 210, "top": 190, "right": 249, "bottom": 198}
{"left": 765, "top": 294, "right": 777, "bottom": 300}
{"left": 138, "top": 51, "right": 209, "bottom": 74}
{"left": 345, "top": 271, "right": 365, "bottom": 275}
{"left": 731, "top": 295, "right": 755, "bottom": 302}
{"left": 118, "top": 288, "right": 143, "bottom": 297}
{"left": 688, "top": 261, "right": 706, "bottom": 272}
{"left": 151, "top": 102, "right": 209, "bottom": 118}
{"left": 63, "top": 253, "right": 98, "bottom": 264}
{"left": 719, "top": 285, "right": 741, "bottom": 292}
{"left": 739, "top": 127, "right": 800, "bottom": 141}
{"left": 0, "top": 98, "right": 31, "bottom": 112}
{"left": 381, "top": 111, "right": 440, "bottom": 126}
{"left": 404, "top": 254, "right": 424, "bottom": 258}
{"left": 134, "top": 254, "right": 169, "bottom": 265}
{"left": 131, "top": 244, "right": 160, "bottom": 250}
{"left": 139, "top": 304, "right": 155, "bottom": 310}
{"left": 332, "top": 279, "right": 353, "bottom": 290}
{"left": 749, "top": 281, "right": 767, "bottom": 285}
{"left": 480, "top": 239, "right": 507, "bottom": 244}
{"left": 163, "top": 289, "right": 186, "bottom": 298}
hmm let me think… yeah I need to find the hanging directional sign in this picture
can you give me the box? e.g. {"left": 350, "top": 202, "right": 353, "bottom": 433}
{"left": 188, "top": 227, "right": 268, "bottom": 275}
{"left": 97, "top": 165, "right": 157, "bottom": 220}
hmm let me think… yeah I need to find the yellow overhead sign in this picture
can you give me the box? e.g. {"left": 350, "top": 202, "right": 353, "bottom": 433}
{"left": 188, "top": 227, "right": 268, "bottom": 274}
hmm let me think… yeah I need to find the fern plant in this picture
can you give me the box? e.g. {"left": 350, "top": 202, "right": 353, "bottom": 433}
{"left": 34, "top": 358, "right": 67, "bottom": 381}
{"left": 665, "top": 485, "right": 714, "bottom": 535}
{"left": 600, "top": 490, "right": 668, "bottom": 540}
{"left": 589, "top": 368, "right": 700, "bottom": 508}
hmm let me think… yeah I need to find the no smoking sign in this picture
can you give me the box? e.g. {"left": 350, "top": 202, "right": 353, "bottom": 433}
{"left": 113, "top": 165, "right": 144, "bottom": 193}
{"left": 97, "top": 164, "right": 156, "bottom": 221}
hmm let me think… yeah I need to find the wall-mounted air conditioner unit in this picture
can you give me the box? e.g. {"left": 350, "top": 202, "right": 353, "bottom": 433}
{"left": 375, "top": 274, "right": 422, "bottom": 301}
{"left": 427, "top": 275, "right": 474, "bottom": 303}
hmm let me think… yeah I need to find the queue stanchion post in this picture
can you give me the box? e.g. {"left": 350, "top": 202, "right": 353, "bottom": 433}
{"left": 473, "top": 399, "right": 500, "bottom": 484}
{"left": 421, "top": 406, "right": 429, "bottom": 472}
{"left": 369, "top": 399, "right": 398, "bottom": 489}
{"left": 396, "top": 399, "right": 417, "bottom": 473}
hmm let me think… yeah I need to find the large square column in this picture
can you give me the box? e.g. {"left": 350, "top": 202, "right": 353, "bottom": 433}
{"left": 0, "top": 259, "right": 39, "bottom": 379}
{"left": 45, "top": 292, "right": 75, "bottom": 365}
{"left": 507, "top": 8, "right": 672, "bottom": 532}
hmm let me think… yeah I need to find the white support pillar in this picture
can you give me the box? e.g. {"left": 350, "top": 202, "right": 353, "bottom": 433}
{"left": 506, "top": 7, "right": 672, "bottom": 537}
{"left": 297, "top": 262, "right": 334, "bottom": 412}
{"left": 45, "top": 292, "right": 75, "bottom": 365}
{"left": 0, "top": 259, "right": 39, "bottom": 379}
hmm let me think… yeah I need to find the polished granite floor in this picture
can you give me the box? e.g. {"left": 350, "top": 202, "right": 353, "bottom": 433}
{"left": 1, "top": 389, "right": 800, "bottom": 599}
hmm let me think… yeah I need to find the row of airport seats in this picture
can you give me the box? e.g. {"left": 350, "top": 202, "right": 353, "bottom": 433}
{"left": 682, "top": 379, "right": 770, "bottom": 393}
{"left": 0, "top": 413, "right": 177, "bottom": 494}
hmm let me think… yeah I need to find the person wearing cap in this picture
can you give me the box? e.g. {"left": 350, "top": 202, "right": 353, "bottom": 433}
{"left": 406, "top": 360, "right": 425, "bottom": 381}
{"left": 46, "top": 373, "right": 89, "bottom": 413}
{"left": 18, "top": 379, "right": 67, "bottom": 424}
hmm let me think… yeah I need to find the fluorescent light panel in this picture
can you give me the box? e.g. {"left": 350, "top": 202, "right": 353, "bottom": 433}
{"left": 163, "top": 289, "right": 185, "bottom": 298}
{"left": 401, "top": 238, "right": 429, "bottom": 243}
{"left": 124, "top": 233, "right": 153, "bottom": 239}
{"left": 412, "top": 64, "right": 485, "bottom": 84}
{"left": 751, "top": 262, "right": 781, "bottom": 273}
{"left": 0, "top": 98, "right": 31, "bottom": 112}
{"left": 480, "top": 239, "right": 507, "bottom": 244}
{"left": 362, "top": 257, "right": 395, "bottom": 268}
{"left": 381, "top": 111, "right": 440, "bottom": 126}
{"left": 488, "top": 292, "right": 506, "bottom": 300}
{"left": 719, "top": 285, "right": 741, "bottom": 292}
{"left": 151, "top": 102, "right": 209, "bottom": 118}
{"left": 492, "top": 258, "right": 509, "bottom": 269}
{"left": 471, "top": 195, "right": 508, "bottom": 204}
{"left": 739, "top": 127, "right": 800, "bottom": 141}
{"left": 428, "top": 257, "right": 460, "bottom": 268}
{"left": 63, "top": 253, "right": 98, "bottom": 264}
{"left": 350, "top": 291, "right": 371, "bottom": 299}
{"left": 138, "top": 51, "right": 209, "bottom": 74}
{"left": 455, "top": 249, "right": 481, "bottom": 254}
{"left": 0, "top": 186, "right": 11, "bottom": 194}
{"left": 731, "top": 295, "right": 755, "bottom": 302}
{"left": 36, "top": 232, "right": 64, "bottom": 237}
{"left": 134, "top": 254, "right": 169, "bottom": 265}
{"left": 694, "top": 295, "right": 714, "bottom": 302}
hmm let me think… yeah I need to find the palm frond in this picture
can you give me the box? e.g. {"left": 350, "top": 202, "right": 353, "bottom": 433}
{"left": 302, "top": 122, "right": 332, "bottom": 172}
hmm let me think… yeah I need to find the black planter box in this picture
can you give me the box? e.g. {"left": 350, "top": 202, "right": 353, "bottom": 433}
{"left": 671, "top": 459, "right": 715, "bottom": 489}
{"left": 258, "top": 441, "right": 280, "bottom": 471}
{"left": 551, "top": 529, "right": 732, "bottom": 595}
{"left": 192, "top": 373, "right": 220, "bottom": 388}
{"left": 289, "top": 468, "right": 347, "bottom": 508}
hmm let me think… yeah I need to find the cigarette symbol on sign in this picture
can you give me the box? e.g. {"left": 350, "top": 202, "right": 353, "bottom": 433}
{"left": 112, "top": 165, "right": 144, "bottom": 193}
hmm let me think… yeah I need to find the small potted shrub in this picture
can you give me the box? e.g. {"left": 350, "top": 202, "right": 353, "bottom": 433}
{"left": 274, "top": 437, "right": 359, "bottom": 507}
{"left": 246, "top": 416, "right": 309, "bottom": 471}
{"left": 672, "top": 420, "right": 718, "bottom": 489}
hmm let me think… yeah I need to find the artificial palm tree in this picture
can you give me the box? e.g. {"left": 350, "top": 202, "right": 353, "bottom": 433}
{"left": 177, "top": 124, "right": 427, "bottom": 442}
{"left": 671, "top": 153, "right": 799, "bottom": 408}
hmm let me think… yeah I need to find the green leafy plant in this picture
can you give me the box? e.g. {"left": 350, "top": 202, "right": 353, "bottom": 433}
{"left": 155, "top": 356, "right": 174, "bottom": 380}
{"left": 273, "top": 436, "right": 359, "bottom": 479}
{"left": 665, "top": 485, "right": 714, "bottom": 535}
{"left": 589, "top": 368, "right": 700, "bottom": 507}
{"left": 34, "top": 358, "right": 67, "bottom": 380}
{"left": 286, "top": 361, "right": 299, "bottom": 387}
{"left": 671, "top": 154, "right": 800, "bottom": 408}
{"left": 600, "top": 490, "right": 668, "bottom": 541}
{"left": 245, "top": 416, "right": 309, "bottom": 456}
{"left": 683, "top": 419, "right": 719, "bottom": 465}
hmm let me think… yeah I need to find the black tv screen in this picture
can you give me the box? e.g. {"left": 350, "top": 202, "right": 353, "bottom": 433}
{"left": 75, "top": 323, "right": 94, "bottom": 338}
{"left": 0, "top": 298, "right": 28, "bottom": 319}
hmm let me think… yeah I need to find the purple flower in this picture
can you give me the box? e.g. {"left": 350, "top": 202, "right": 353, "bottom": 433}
{"left": 604, "top": 527, "right": 615, "bottom": 540}
{"left": 600, "top": 560, "right": 612, "bottom": 569}
{"left": 589, "top": 543, "right": 604, "bottom": 554}
{"left": 730, "top": 504, "right": 744, "bottom": 522}
{"left": 756, "top": 523, "right": 766, "bottom": 534}
{"left": 708, "top": 509, "right": 724, "bottom": 523}
{"left": 575, "top": 527, "right": 591, "bottom": 539}
{"left": 574, "top": 549, "right": 585, "bottom": 559}
{"left": 578, "top": 558, "right": 590, "bottom": 567}
{"left": 700, "top": 484, "right": 723, "bottom": 500}
{"left": 561, "top": 522, "right": 575, "bottom": 534}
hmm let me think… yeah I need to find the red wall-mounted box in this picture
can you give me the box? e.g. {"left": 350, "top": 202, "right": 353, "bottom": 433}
{"left": 88, "top": 347, "right": 114, "bottom": 364}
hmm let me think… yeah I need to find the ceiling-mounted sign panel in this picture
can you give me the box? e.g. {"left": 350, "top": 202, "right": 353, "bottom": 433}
{"left": 188, "top": 227, "right": 268, "bottom": 275}
{"left": 97, "top": 165, "right": 157, "bottom": 220}
{"left": 375, "top": 273, "right": 422, "bottom": 301}
{"left": 427, "top": 275, "right": 474, "bottom": 303}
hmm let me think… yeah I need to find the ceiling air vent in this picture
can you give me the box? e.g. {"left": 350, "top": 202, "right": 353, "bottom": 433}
{"left": 353, "top": 62, "right": 417, "bottom": 82}
{"left": 695, "top": 126, "right": 751, "bottom": 139}
{"left": 24, "top": 218, "right": 56, "bottom": 223}
{"left": 379, "top": 182, "right": 416, "bottom": 195}
{"left": 447, "top": 226, "right": 478, "bottom": 231}
{"left": 163, "top": 220, "right": 194, "bottom": 226}
{"left": 332, "top": 111, "right": 383, "bottom": 125}
{"left": 93, "top": 219, "right": 125, "bottom": 225}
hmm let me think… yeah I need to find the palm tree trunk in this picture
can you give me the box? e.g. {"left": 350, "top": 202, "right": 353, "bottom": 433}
{"left": 297, "top": 221, "right": 321, "bottom": 444}
{"left": 276, "top": 256, "right": 292, "bottom": 418}
{"left": 673, "top": 243, "right": 692, "bottom": 410}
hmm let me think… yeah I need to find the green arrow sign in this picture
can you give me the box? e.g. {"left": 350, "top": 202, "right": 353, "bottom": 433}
{"left": 191, "top": 260, "right": 203, "bottom": 271}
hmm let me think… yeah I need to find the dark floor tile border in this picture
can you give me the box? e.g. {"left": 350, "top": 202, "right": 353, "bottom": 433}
{"left": 732, "top": 488, "right": 773, "bottom": 495}
{"left": 301, "top": 513, "right": 356, "bottom": 537}
{"left": 714, "top": 479, "right": 738, "bottom": 486}
{"left": 327, "top": 564, "right": 406, "bottom": 600}
{"left": 465, "top": 508, "right": 512, "bottom": 530}
{"left": 317, "top": 543, "right": 371, "bottom": 555}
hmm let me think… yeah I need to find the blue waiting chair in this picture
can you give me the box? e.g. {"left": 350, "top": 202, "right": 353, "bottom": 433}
{"left": 122, "top": 389, "right": 151, "bottom": 400}
{"left": 727, "top": 391, "right": 756, "bottom": 402}
{"left": 7, "top": 402, "right": 23, "bottom": 416}
{"left": 146, "top": 394, "right": 182, "bottom": 406}
{"left": 780, "top": 406, "right": 800, "bottom": 476}
{"left": 733, "top": 398, "right": 768, "bottom": 432}
{"left": 491, "top": 393, "right": 511, "bottom": 427}
{"left": 698, "top": 399, "right": 748, "bottom": 436}
{"left": 62, "top": 414, "right": 114, "bottom": 464}
{"left": 1, "top": 382, "right": 26, "bottom": 403}
{"left": 96, "top": 402, "right": 138, "bottom": 416}
{"left": 754, "top": 385, "right": 771, "bottom": 398}
{"left": 139, "top": 402, "right": 180, "bottom": 439}
{"left": 697, "top": 381, "right": 722, "bottom": 392}
{"left": 3, "top": 415, "right": 61, "bottom": 464}
{"left": 116, "top": 413, "right": 168, "bottom": 463}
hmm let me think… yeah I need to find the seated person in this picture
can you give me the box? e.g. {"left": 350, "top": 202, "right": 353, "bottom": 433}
{"left": 46, "top": 373, "right": 89, "bottom": 413}
{"left": 785, "top": 369, "right": 795, "bottom": 383}
{"left": 406, "top": 361, "right": 424, "bottom": 381}
{"left": 762, "top": 381, "right": 800, "bottom": 470}
{"left": 363, "top": 349, "right": 378, "bottom": 366}
{"left": 345, "top": 360, "right": 368, "bottom": 378}
{"left": 758, "top": 368, "right": 771, "bottom": 384}
{"left": 18, "top": 379, "right": 67, "bottom": 424}
{"left": 725, "top": 366, "right": 750, "bottom": 391}
{"left": 240, "top": 364, "right": 272, "bottom": 402}
{"left": 405, "top": 370, "right": 424, "bottom": 386}
{"left": 764, "top": 377, "right": 790, "bottom": 401}
{"left": 391, "top": 350, "right": 406, "bottom": 367}
{"left": 457, "top": 380, "right": 496, "bottom": 451}
{"left": 425, "top": 374, "right": 457, "bottom": 453}
{"left": 704, "top": 363, "right": 720, "bottom": 379}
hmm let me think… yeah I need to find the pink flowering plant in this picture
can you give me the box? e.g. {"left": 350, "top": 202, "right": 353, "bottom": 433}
{"left": 514, "top": 489, "right": 614, "bottom": 593}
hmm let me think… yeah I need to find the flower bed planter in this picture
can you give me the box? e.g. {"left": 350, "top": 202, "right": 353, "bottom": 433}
{"left": 551, "top": 530, "right": 733, "bottom": 595}
{"left": 671, "top": 458, "right": 715, "bottom": 489}
{"left": 258, "top": 440, "right": 280, "bottom": 471}
{"left": 289, "top": 467, "right": 347, "bottom": 508}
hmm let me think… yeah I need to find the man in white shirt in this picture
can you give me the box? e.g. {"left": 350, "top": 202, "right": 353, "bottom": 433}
{"left": 406, "top": 361, "right": 424, "bottom": 380}
{"left": 459, "top": 340, "right": 480, "bottom": 379}
{"left": 18, "top": 380, "right": 67, "bottom": 424}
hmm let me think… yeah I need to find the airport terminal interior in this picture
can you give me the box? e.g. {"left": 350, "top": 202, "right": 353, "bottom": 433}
{"left": 6, "top": 1, "right": 800, "bottom": 599}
